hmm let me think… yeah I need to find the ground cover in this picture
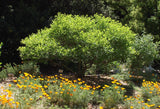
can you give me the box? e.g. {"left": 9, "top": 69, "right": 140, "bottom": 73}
{"left": 0, "top": 70, "right": 160, "bottom": 109}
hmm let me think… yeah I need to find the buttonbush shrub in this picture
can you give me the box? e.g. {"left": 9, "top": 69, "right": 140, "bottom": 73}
{"left": 18, "top": 13, "right": 158, "bottom": 76}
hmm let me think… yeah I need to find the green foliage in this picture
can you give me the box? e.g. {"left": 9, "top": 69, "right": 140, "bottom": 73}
{"left": 140, "top": 80, "right": 160, "bottom": 109}
{"left": 0, "top": 62, "right": 39, "bottom": 81}
{"left": 0, "top": 0, "right": 109, "bottom": 65}
{"left": 123, "top": 96, "right": 149, "bottom": 109}
{"left": 100, "top": 84, "right": 126, "bottom": 109}
{"left": 105, "top": 0, "right": 160, "bottom": 41}
{"left": 18, "top": 13, "right": 136, "bottom": 75}
{"left": 0, "top": 42, "right": 2, "bottom": 68}
{"left": 128, "top": 34, "right": 160, "bottom": 69}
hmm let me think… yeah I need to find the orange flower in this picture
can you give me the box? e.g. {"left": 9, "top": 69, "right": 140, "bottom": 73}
{"left": 70, "top": 94, "right": 73, "bottom": 96}
{"left": 121, "top": 88, "right": 125, "bottom": 90}
{"left": 16, "top": 102, "right": 20, "bottom": 108}
{"left": 114, "top": 86, "right": 119, "bottom": 89}
{"left": 9, "top": 84, "right": 12, "bottom": 87}
{"left": 111, "top": 77, "right": 114, "bottom": 80}
{"left": 73, "top": 89, "right": 76, "bottom": 92}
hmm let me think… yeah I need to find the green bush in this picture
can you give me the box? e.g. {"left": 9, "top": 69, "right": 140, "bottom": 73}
{"left": 100, "top": 84, "right": 125, "bottom": 109}
{"left": 18, "top": 13, "right": 136, "bottom": 76}
{"left": 0, "top": 62, "right": 40, "bottom": 81}
{"left": 128, "top": 34, "right": 160, "bottom": 69}
{"left": 0, "top": 42, "right": 3, "bottom": 68}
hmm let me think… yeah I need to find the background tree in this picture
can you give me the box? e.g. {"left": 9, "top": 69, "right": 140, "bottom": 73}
{"left": 105, "top": 0, "right": 160, "bottom": 41}
{"left": 0, "top": 0, "right": 108, "bottom": 65}
{"left": 0, "top": 0, "right": 159, "bottom": 69}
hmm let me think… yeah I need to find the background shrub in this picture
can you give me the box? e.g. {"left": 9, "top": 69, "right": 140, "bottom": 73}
{"left": 18, "top": 13, "right": 136, "bottom": 76}
{"left": 0, "top": 62, "right": 39, "bottom": 81}
{"left": 128, "top": 34, "right": 160, "bottom": 70}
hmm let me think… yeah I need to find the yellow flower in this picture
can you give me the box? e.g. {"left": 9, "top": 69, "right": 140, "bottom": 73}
{"left": 80, "top": 86, "right": 83, "bottom": 89}
{"left": 121, "top": 88, "right": 125, "bottom": 90}
{"left": 13, "top": 80, "right": 17, "bottom": 83}
{"left": 30, "top": 98, "right": 33, "bottom": 101}
{"left": 130, "top": 106, "right": 133, "bottom": 109}
{"left": 91, "top": 91, "right": 94, "bottom": 94}
{"left": 124, "top": 95, "right": 127, "bottom": 97}
{"left": 78, "top": 78, "right": 81, "bottom": 81}
{"left": 17, "top": 84, "right": 22, "bottom": 88}
{"left": 78, "top": 82, "right": 82, "bottom": 85}
{"left": 53, "top": 81, "right": 56, "bottom": 83}
{"left": 9, "top": 98, "right": 13, "bottom": 102}
{"left": 48, "top": 97, "right": 51, "bottom": 99}
{"left": 112, "top": 81, "right": 116, "bottom": 84}
{"left": 16, "top": 102, "right": 19, "bottom": 105}
{"left": 44, "top": 85, "right": 48, "bottom": 88}
{"left": 150, "top": 104, "right": 155, "bottom": 107}
{"left": 99, "top": 106, "right": 103, "bottom": 109}
{"left": 147, "top": 99, "right": 151, "bottom": 101}
{"left": 104, "top": 85, "right": 109, "bottom": 88}
{"left": 55, "top": 92, "right": 58, "bottom": 94}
